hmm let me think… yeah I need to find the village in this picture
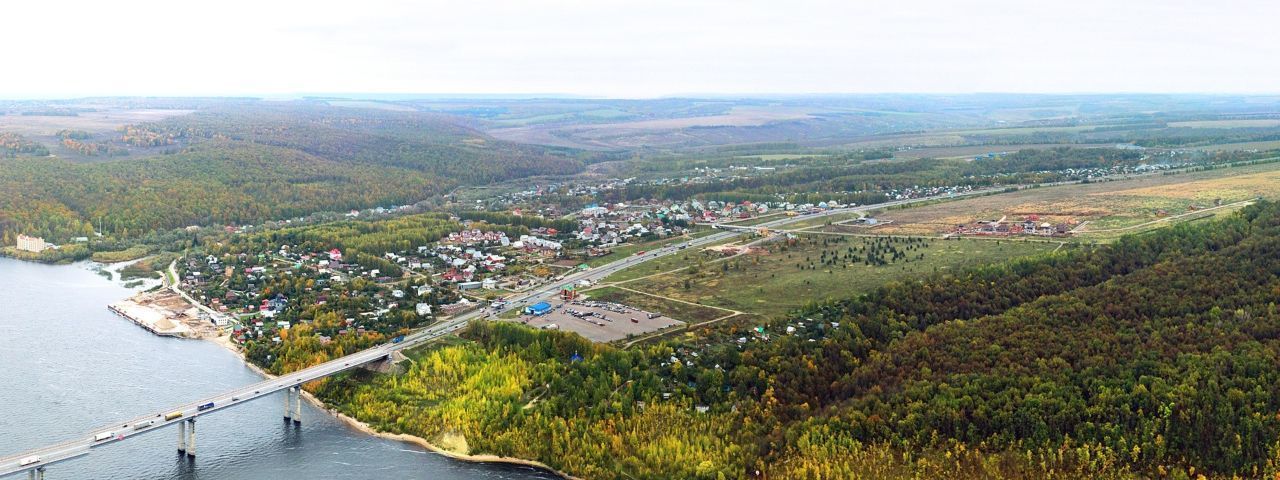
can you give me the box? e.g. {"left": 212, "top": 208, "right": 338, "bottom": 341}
{"left": 69, "top": 157, "right": 1218, "bottom": 353}
{"left": 154, "top": 185, "right": 895, "bottom": 351}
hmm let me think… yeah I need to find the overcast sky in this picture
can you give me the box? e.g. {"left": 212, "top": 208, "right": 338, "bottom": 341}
{"left": 4, "top": 0, "right": 1277, "bottom": 98}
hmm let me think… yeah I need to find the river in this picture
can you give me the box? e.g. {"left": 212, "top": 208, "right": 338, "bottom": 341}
{"left": 0, "top": 257, "right": 556, "bottom": 480}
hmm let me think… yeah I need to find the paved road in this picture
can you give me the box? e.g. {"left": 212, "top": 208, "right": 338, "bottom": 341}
{"left": 0, "top": 187, "right": 1002, "bottom": 478}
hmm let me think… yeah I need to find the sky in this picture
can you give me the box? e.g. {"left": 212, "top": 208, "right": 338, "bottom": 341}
{"left": 4, "top": 0, "right": 1278, "bottom": 98}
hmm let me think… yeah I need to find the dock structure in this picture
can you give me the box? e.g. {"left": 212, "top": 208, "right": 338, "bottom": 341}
{"left": 107, "top": 303, "right": 187, "bottom": 337}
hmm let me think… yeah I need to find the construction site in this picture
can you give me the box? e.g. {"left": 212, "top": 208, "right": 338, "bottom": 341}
{"left": 108, "top": 289, "right": 220, "bottom": 338}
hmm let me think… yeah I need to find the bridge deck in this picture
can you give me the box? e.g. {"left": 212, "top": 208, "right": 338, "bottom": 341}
{"left": 0, "top": 330, "right": 434, "bottom": 477}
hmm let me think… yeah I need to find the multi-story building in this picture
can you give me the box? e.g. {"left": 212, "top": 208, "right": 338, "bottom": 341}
{"left": 15, "top": 234, "right": 49, "bottom": 253}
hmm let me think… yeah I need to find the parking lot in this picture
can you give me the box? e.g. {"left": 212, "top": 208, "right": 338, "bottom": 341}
{"left": 513, "top": 299, "right": 686, "bottom": 342}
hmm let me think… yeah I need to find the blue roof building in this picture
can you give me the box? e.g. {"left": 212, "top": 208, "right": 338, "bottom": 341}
{"left": 525, "top": 301, "right": 553, "bottom": 316}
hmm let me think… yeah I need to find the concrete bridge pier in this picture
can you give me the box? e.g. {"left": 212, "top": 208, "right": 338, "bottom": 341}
{"left": 185, "top": 419, "right": 196, "bottom": 457}
{"left": 283, "top": 387, "right": 293, "bottom": 422}
{"left": 27, "top": 466, "right": 45, "bottom": 479}
{"left": 178, "top": 420, "right": 187, "bottom": 454}
{"left": 291, "top": 386, "right": 302, "bottom": 425}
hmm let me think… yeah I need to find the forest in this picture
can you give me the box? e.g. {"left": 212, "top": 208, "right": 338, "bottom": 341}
{"left": 0, "top": 103, "right": 597, "bottom": 247}
{"left": 0, "top": 141, "right": 438, "bottom": 243}
{"left": 0, "top": 132, "right": 49, "bottom": 157}
{"left": 317, "top": 201, "right": 1280, "bottom": 479}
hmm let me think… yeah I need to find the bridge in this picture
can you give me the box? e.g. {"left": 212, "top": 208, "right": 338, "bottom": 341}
{"left": 0, "top": 189, "right": 1007, "bottom": 478}
{"left": 0, "top": 318, "right": 469, "bottom": 479}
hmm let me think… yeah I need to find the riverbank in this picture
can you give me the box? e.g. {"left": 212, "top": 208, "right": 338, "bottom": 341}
{"left": 206, "top": 332, "right": 577, "bottom": 480}
{"left": 328, "top": 406, "right": 581, "bottom": 480}
{"left": 0, "top": 245, "right": 90, "bottom": 264}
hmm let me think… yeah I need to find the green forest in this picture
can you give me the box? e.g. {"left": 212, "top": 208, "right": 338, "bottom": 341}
{"left": 318, "top": 201, "right": 1280, "bottom": 479}
{"left": 0, "top": 104, "right": 594, "bottom": 247}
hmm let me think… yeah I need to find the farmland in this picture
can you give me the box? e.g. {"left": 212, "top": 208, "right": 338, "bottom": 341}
{"left": 1168, "top": 119, "right": 1280, "bottom": 128}
{"left": 865, "top": 160, "right": 1280, "bottom": 238}
{"left": 601, "top": 234, "right": 1058, "bottom": 318}
{"left": 0, "top": 108, "right": 193, "bottom": 136}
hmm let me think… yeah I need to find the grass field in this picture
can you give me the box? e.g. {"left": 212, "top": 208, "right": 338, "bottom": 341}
{"left": 776, "top": 211, "right": 866, "bottom": 230}
{"left": 868, "top": 161, "right": 1280, "bottom": 237}
{"left": 1194, "top": 140, "right": 1280, "bottom": 152}
{"left": 583, "top": 229, "right": 720, "bottom": 267}
{"left": 601, "top": 235, "right": 753, "bottom": 283}
{"left": 613, "top": 235, "right": 1057, "bottom": 319}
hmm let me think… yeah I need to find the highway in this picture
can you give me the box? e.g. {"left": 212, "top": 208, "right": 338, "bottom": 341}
{"left": 0, "top": 187, "right": 1001, "bottom": 478}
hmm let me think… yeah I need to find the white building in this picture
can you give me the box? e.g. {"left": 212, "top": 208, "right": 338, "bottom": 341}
{"left": 15, "top": 234, "right": 48, "bottom": 253}
{"left": 517, "top": 235, "right": 562, "bottom": 251}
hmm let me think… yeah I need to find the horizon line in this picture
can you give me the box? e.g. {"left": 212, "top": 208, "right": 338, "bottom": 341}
{"left": 4, "top": 91, "right": 1280, "bottom": 102}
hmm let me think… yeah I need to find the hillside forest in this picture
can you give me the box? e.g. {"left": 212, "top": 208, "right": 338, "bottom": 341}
{"left": 319, "top": 201, "right": 1280, "bottom": 479}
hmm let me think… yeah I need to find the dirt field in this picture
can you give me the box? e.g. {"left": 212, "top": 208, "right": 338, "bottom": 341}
{"left": 868, "top": 162, "right": 1280, "bottom": 237}
{"left": 508, "top": 299, "right": 686, "bottom": 342}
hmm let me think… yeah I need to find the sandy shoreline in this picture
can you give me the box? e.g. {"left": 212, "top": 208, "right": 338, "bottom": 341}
{"left": 206, "top": 333, "right": 578, "bottom": 480}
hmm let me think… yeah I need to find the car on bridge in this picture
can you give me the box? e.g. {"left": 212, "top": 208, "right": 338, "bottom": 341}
{"left": 198, "top": 402, "right": 215, "bottom": 411}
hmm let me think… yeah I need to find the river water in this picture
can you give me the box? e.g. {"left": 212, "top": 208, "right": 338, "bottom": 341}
{"left": 0, "top": 257, "right": 555, "bottom": 480}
